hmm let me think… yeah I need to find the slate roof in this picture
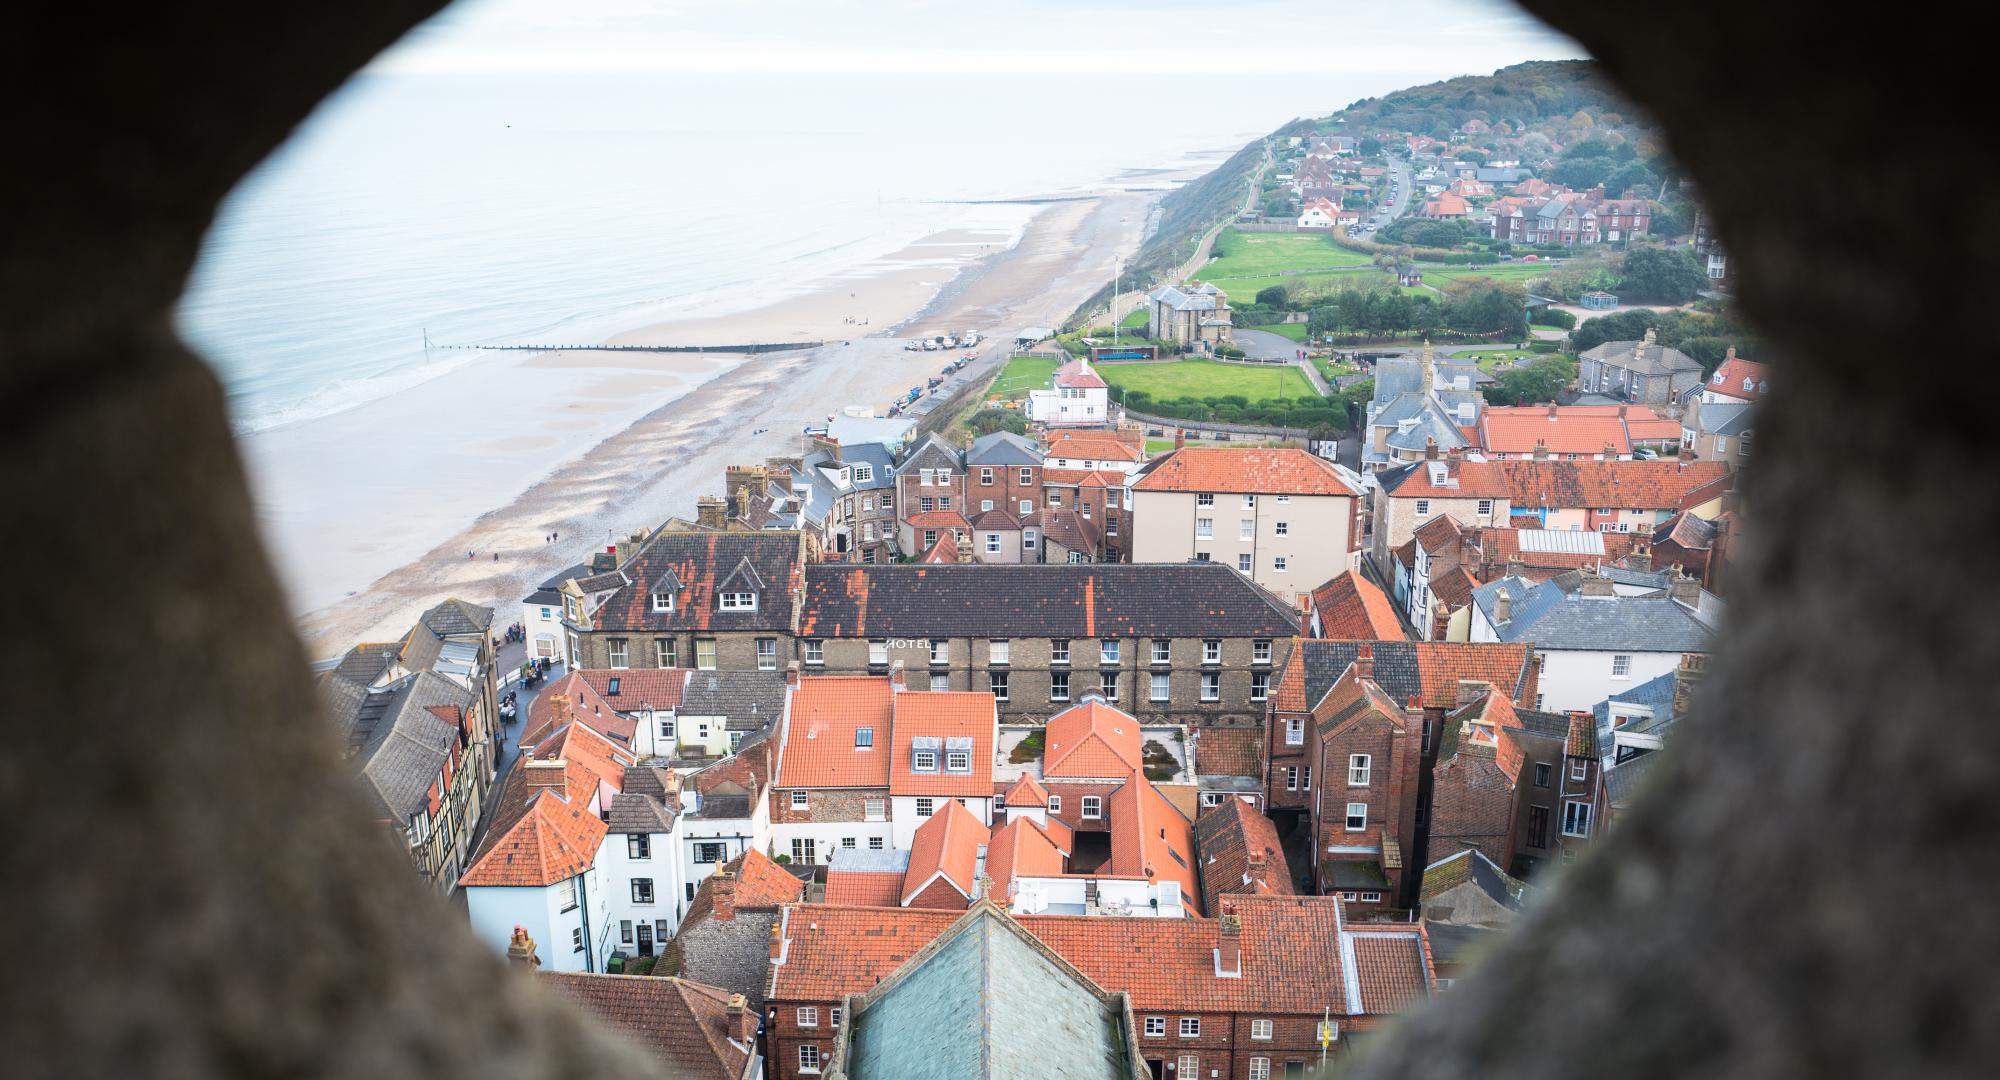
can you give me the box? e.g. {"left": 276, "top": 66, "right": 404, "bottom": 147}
{"left": 775, "top": 677, "right": 894, "bottom": 790}
{"left": 1147, "top": 282, "right": 1227, "bottom": 312}
{"left": 770, "top": 893, "right": 1428, "bottom": 1017}
{"left": 681, "top": 670, "right": 787, "bottom": 730}
{"left": 1581, "top": 337, "right": 1703, "bottom": 376}
{"left": 798, "top": 563, "right": 1299, "bottom": 639}
{"left": 967, "top": 431, "right": 1045, "bottom": 466}
{"left": 590, "top": 531, "right": 802, "bottom": 634}
{"left": 1133, "top": 447, "right": 1360, "bottom": 496}
{"left": 1472, "top": 574, "right": 1714, "bottom": 652}
{"left": 524, "top": 562, "right": 591, "bottom": 606}
{"left": 606, "top": 766, "right": 681, "bottom": 834}
{"left": 1604, "top": 749, "right": 1663, "bottom": 808}
{"left": 844, "top": 904, "right": 1135, "bottom": 1080}
{"left": 540, "top": 973, "right": 753, "bottom": 1080}
{"left": 894, "top": 432, "right": 963, "bottom": 476}
{"left": 1311, "top": 569, "right": 1404, "bottom": 640}
{"left": 1690, "top": 400, "right": 1754, "bottom": 436}
{"left": 1194, "top": 798, "right": 1292, "bottom": 915}
{"left": 1286, "top": 640, "right": 1538, "bottom": 715}
{"left": 1593, "top": 669, "right": 1680, "bottom": 756}
{"left": 339, "top": 670, "right": 475, "bottom": 822}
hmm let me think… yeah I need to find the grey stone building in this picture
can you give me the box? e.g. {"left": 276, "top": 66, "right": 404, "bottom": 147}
{"left": 567, "top": 530, "right": 806, "bottom": 674}
{"left": 1576, "top": 328, "right": 1704, "bottom": 405}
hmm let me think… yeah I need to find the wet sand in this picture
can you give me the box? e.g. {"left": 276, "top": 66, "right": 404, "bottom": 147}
{"left": 291, "top": 189, "right": 1162, "bottom": 657}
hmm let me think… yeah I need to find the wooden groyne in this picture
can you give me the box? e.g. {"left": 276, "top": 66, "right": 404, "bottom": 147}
{"left": 431, "top": 341, "right": 824, "bottom": 355}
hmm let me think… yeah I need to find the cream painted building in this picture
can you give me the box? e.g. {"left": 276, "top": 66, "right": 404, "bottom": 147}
{"left": 1128, "top": 448, "right": 1362, "bottom": 602}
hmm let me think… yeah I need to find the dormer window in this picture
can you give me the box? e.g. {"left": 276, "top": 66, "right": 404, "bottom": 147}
{"left": 719, "top": 592, "right": 757, "bottom": 611}
{"left": 945, "top": 737, "right": 973, "bottom": 773}
{"left": 853, "top": 464, "right": 873, "bottom": 483}
{"left": 1742, "top": 378, "right": 1755, "bottom": 392}
{"left": 651, "top": 592, "right": 673, "bottom": 613}
{"left": 912, "top": 736, "right": 940, "bottom": 773}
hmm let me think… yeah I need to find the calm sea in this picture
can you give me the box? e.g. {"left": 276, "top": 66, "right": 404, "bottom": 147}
{"left": 176, "top": 71, "right": 1397, "bottom": 435}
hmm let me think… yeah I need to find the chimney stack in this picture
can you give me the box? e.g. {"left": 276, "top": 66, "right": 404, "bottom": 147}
{"left": 1354, "top": 643, "right": 1374, "bottom": 680}
{"left": 1174, "top": 429, "right": 1187, "bottom": 451}
{"left": 1673, "top": 653, "right": 1708, "bottom": 718}
{"left": 727, "top": 994, "right": 758, "bottom": 1044}
{"left": 696, "top": 495, "right": 728, "bottom": 530}
{"left": 506, "top": 926, "right": 542, "bottom": 970}
{"left": 1217, "top": 910, "right": 1243, "bottom": 976}
{"left": 786, "top": 660, "right": 800, "bottom": 688}
{"left": 1725, "top": 345, "right": 1737, "bottom": 362}
{"left": 525, "top": 758, "right": 567, "bottom": 792}
{"left": 1456, "top": 679, "right": 1490, "bottom": 707}
{"left": 711, "top": 868, "right": 737, "bottom": 921}
{"left": 1425, "top": 436, "right": 1439, "bottom": 461}
{"left": 1494, "top": 586, "right": 1512, "bottom": 624}
{"left": 768, "top": 920, "right": 785, "bottom": 962}
{"left": 889, "top": 661, "right": 906, "bottom": 691}
{"left": 1626, "top": 539, "right": 1652, "bottom": 572}
{"left": 1642, "top": 326, "right": 1658, "bottom": 346}
{"left": 1580, "top": 569, "right": 1616, "bottom": 597}
{"left": 1669, "top": 566, "right": 1702, "bottom": 606}
{"left": 1546, "top": 403, "right": 1558, "bottom": 421}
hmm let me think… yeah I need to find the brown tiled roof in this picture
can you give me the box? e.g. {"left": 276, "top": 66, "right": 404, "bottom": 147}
{"left": 578, "top": 668, "right": 690, "bottom": 714}
{"left": 521, "top": 672, "right": 636, "bottom": 749}
{"left": 1053, "top": 358, "right": 1109, "bottom": 389}
{"left": 824, "top": 866, "right": 906, "bottom": 907}
{"left": 1044, "top": 430, "right": 1143, "bottom": 463}
{"left": 1428, "top": 567, "right": 1479, "bottom": 612}
{"left": 1705, "top": 355, "right": 1770, "bottom": 400}
{"left": 683, "top": 848, "right": 805, "bottom": 928}
{"left": 1043, "top": 699, "right": 1143, "bottom": 778}
{"left": 1476, "top": 527, "right": 1643, "bottom": 570}
{"left": 1195, "top": 726, "right": 1264, "bottom": 779}
{"left": 1040, "top": 467, "right": 1124, "bottom": 488}
{"left": 1270, "top": 638, "right": 1309, "bottom": 711}
{"left": 1311, "top": 569, "right": 1405, "bottom": 641}
{"left": 1027, "top": 508, "right": 1101, "bottom": 554}
{"left": 539, "top": 973, "right": 751, "bottom": 1079}
{"left": 918, "top": 530, "right": 960, "bottom": 564}
{"left": 1133, "top": 448, "right": 1359, "bottom": 496}
{"left": 799, "top": 563, "right": 1299, "bottom": 639}
{"left": 1348, "top": 931, "right": 1433, "bottom": 1013}
{"left": 770, "top": 894, "right": 1429, "bottom": 1017}
{"left": 1194, "top": 798, "right": 1292, "bottom": 914}
{"left": 888, "top": 692, "right": 996, "bottom": 797}
{"left": 905, "top": 510, "right": 972, "bottom": 530}
{"left": 902, "top": 799, "right": 986, "bottom": 907}
{"left": 1383, "top": 459, "right": 1730, "bottom": 510}
{"left": 775, "top": 677, "right": 892, "bottom": 790}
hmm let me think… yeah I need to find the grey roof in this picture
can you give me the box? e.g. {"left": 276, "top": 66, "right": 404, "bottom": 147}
{"left": 1592, "top": 670, "right": 1679, "bottom": 756}
{"left": 1514, "top": 707, "right": 1577, "bottom": 740}
{"left": 826, "top": 414, "right": 917, "bottom": 452}
{"left": 1147, "top": 282, "right": 1226, "bottom": 312}
{"left": 1600, "top": 565, "right": 1672, "bottom": 590}
{"left": 524, "top": 562, "right": 592, "bottom": 606}
{"left": 1477, "top": 167, "right": 1527, "bottom": 183}
{"left": 1472, "top": 575, "right": 1714, "bottom": 652}
{"left": 1581, "top": 338, "right": 1703, "bottom": 376}
{"left": 1383, "top": 402, "right": 1472, "bottom": 454}
{"left": 1422, "top": 922, "right": 1501, "bottom": 966}
{"left": 966, "top": 431, "right": 1044, "bottom": 467}
{"left": 1326, "top": 860, "right": 1392, "bottom": 889}
{"left": 894, "top": 432, "right": 962, "bottom": 475}
{"left": 848, "top": 906, "right": 1133, "bottom": 1079}
{"left": 607, "top": 767, "right": 681, "bottom": 833}
{"left": 329, "top": 641, "right": 401, "bottom": 692}
{"left": 1604, "top": 749, "right": 1663, "bottom": 807}
{"left": 420, "top": 597, "right": 493, "bottom": 637}
{"left": 1371, "top": 358, "right": 1424, "bottom": 403}
{"left": 1424, "top": 848, "right": 1523, "bottom": 910}
{"left": 679, "top": 671, "right": 787, "bottom": 730}
{"left": 1297, "top": 641, "right": 1536, "bottom": 715}
{"left": 828, "top": 847, "right": 911, "bottom": 874}
{"left": 842, "top": 442, "right": 899, "bottom": 489}
{"left": 1691, "top": 400, "right": 1754, "bottom": 435}
{"left": 342, "top": 671, "right": 473, "bottom": 822}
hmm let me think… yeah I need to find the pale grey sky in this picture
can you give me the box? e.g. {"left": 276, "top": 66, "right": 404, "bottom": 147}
{"left": 370, "top": 0, "right": 1583, "bottom": 77}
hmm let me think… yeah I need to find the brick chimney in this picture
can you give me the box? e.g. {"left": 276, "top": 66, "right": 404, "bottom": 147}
{"left": 1216, "top": 908, "right": 1243, "bottom": 977}
{"left": 1494, "top": 586, "right": 1512, "bottom": 624}
{"left": 1724, "top": 345, "right": 1737, "bottom": 362}
{"left": 1354, "top": 643, "right": 1373, "bottom": 680}
{"left": 1546, "top": 403, "right": 1558, "bottom": 421}
{"left": 768, "top": 921, "right": 784, "bottom": 962}
{"left": 889, "top": 661, "right": 906, "bottom": 691}
{"left": 696, "top": 495, "right": 728, "bottom": 530}
{"left": 1668, "top": 566, "right": 1702, "bottom": 606}
{"left": 1580, "top": 570, "right": 1616, "bottom": 598}
{"left": 1533, "top": 439, "right": 1550, "bottom": 461}
{"left": 727, "top": 994, "right": 757, "bottom": 1044}
{"left": 506, "top": 926, "right": 541, "bottom": 970}
{"left": 1642, "top": 326, "right": 1658, "bottom": 346}
{"left": 1673, "top": 653, "right": 1707, "bottom": 718}
{"left": 1424, "top": 436, "right": 1439, "bottom": 461}
{"left": 1174, "top": 429, "right": 1187, "bottom": 450}
{"left": 785, "top": 660, "right": 800, "bottom": 688}
{"left": 525, "top": 758, "right": 567, "bottom": 792}
{"left": 1456, "top": 679, "right": 1491, "bottom": 707}
{"left": 1626, "top": 538, "right": 1652, "bottom": 572}
{"left": 710, "top": 868, "right": 737, "bottom": 921}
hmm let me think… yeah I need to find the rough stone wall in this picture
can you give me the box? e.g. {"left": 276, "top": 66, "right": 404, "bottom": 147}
{"left": 675, "top": 910, "right": 779, "bottom": 1009}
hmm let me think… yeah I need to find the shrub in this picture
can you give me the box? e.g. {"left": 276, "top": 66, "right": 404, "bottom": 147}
{"left": 1536, "top": 308, "right": 1578, "bottom": 330}
{"left": 1214, "top": 344, "right": 1246, "bottom": 359}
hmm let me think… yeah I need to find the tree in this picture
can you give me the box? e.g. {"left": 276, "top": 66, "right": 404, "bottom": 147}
{"left": 1483, "top": 354, "right": 1577, "bottom": 406}
{"left": 1459, "top": 148, "right": 1490, "bottom": 165}
{"left": 1552, "top": 156, "right": 1615, "bottom": 190}
{"left": 1262, "top": 193, "right": 1293, "bottom": 218}
{"left": 1442, "top": 278, "right": 1529, "bottom": 337}
{"left": 965, "top": 408, "right": 1028, "bottom": 436}
{"left": 1608, "top": 162, "right": 1658, "bottom": 199}
{"left": 1518, "top": 132, "right": 1554, "bottom": 159}
{"left": 1563, "top": 136, "right": 1614, "bottom": 160}
{"left": 1618, "top": 246, "right": 1709, "bottom": 303}
{"left": 1255, "top": 285, "right": 1290, "bottom": 309}
{"left": 1570, "top": 309, "right": 1661, "bottom": 354}
{"left": 1359, "top": 136, "right": 1383, "bottom": 157}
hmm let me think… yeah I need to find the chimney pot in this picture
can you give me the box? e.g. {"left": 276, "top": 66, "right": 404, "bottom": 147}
{"left": 505, "top": 926, "right": 542, "bottom": 970}
{"left": 1354, "top": 643, "right": 1374, "bottom": 680}
{"left": 1174, "top": 429, "right": 1187, "bottom": 450}
{"left": 1494, "top": 586, "right": 1512, "bottom": 624}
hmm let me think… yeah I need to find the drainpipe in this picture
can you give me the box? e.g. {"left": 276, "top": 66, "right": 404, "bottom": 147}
{"left": 574, "top": 871, "right": 595, "bottom": 973}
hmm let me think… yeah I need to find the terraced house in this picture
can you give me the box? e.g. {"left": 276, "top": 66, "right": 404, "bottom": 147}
{"left": 764, "top": 895, "right": 1433, "bottom": 1080}
{"left": 566, "top": 530, "right": 808, "bottom": 675}
{"left": 794, "top": 562, "right": 1300, "bottom": 727}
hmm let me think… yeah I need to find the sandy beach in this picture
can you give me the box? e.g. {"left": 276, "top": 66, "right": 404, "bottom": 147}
{"left": 287, "top": 187, "right": 1163, "bottom": 657}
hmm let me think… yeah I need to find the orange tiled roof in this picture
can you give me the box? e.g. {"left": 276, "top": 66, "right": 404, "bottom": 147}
{"left": 522, "top": 672, "right": 636, "bottom": 748}
{"left": 1706, "top": 355, "right": 1770, "bottom": 400}
{"left": 1386, "top": 458, "right": 1729, "bottom": 510}
{"left": 985, "top": 816, "right": 1069, "bottom": 905}
{"left": 775, "top": 677, "right": 893, "bottom": 790}
{"left": 1042, "top": 699, "right": 1144, "bottom": 778}
{"left": 1348, "top": 931, "right": 1434, "bottom": 1013}
{"left": 918, "top": 530, "right": 959, "bottom": 564}
{"left": 1053, "top": 358, "right": 1108, "bottom": 389}
{"left": 1479, "top": 406, "right": 1632, "bottom": 456}
{"left": 1002, "top": 773, "right": 1051, "bottom": 807}
{"left": 1108, "top": 771, "right": 1202, "bottom": 915}
{"left": 1311, "top": 569, "right": 1405, "bottom": 641}
{"left": 1194, "top": 798, "right": 1292, "bottom": 914}
{"left": 1133, "top": 448, "right": 1358, "bottom": 497}
{"left": 902, "top": 799, "right": 987, "bottom": 907}
{"left": 577, "top": 668, "right": 690, "bottom": 715}
{"left": 1412, "top": 642, "right": 1538, "bottom": 711}
{"left": 905, "top": 510, "right": 972, "bottom": 529}
{"left": 1044, "top": 430, "right": 1144, "bottom": 464}
{"left": 824, "top": 866, "right": 907, "bottom": 907}
{"left": 683, "top": 848, "right": 805, "bottom": 927}
{"left": 1271, "top": 639, "right": 1309, "bottom": 711}
{"left": 770, "top": 894, "right": 1429, "bottom": 1016}
{"left": 461, "top": 722, "right": 633, "bottom": 887}
{"left": 1041, "top": 467, "right": 1124, "bottom": 488}
{"left": 889, "top": 692, "right": 996, "bottom": 797}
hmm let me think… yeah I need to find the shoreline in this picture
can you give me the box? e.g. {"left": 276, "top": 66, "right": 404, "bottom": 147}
{"left": 289, "top": 186, "right": 1167, "bottom": 657}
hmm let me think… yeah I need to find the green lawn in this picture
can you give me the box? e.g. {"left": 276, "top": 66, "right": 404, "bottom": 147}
{"left": 1194, "top": 228, "right": 1373, "bottom": 288}
{"left": 1119, "top": 307, "right": 1149, "bottom": 329}
{"left": 1245, "top": 322, "right": 1308, "bottom": 342}
{"left": 1456, "top": 348, "right": 1544, "bottom": 372}
{"left": 1202, "top": 266, "right": 1392, "bottom": 302}
{"left": 1144, "top": 439, "right": 1177, "bottom": 454}
{"left": 991, "top": 355, "right": 1059, "bottom": 398}
{"left": 1420, "top": 263, "right": 1552, "bottom": 286}
{"left": 1103, "top": 359, "right": 1318, "bottom": 402}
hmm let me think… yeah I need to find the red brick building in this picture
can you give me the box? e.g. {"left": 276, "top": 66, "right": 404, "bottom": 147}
{"left": 1307, "top": 646, "right": 1424, "bottom": 909}
{"left": 764, "top": 895, "right": 1434, "bottom": 1080}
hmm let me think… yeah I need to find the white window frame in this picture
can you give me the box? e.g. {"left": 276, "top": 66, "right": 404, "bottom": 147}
{"left": 1144, "top": 1017, "right": 1166, "bottom": 1037}
{"left": 1047, "top": 795, "right": 1062, "bottom": 814}
{"left": 797, "top": 1007, "right": 819, "bottom": 1028}
{"left": 1250, "top": 1058, "right": 1272, "bottom": 1080}
{"left": 756, "top": 637, "right": 777, "bottom": 670}
{"left": 1179, "top": 1018, "right": 1201, "bottom": 1038}
{"left": 1196, "top": 493, "right": 1215, "bottom": 507}
{"left": 607, "top": 639, "right": 629, "bottom": 669}
{"left": 1100, "top": 638, "right": 1120, "bottom": 664}
{"left": 1360, "top": 891, "right": 1383, "bottom": 903}
{"left": 1150, "top": 672, "right": 1170, "bottom": 702}
{"left": 868, "top": 639, "right": 888, "bottom": 665}
{"left": 1273, "top": 555, "right": 1288, "bottom": 573}
{"left": 1202, "top": 639, "right": 1221, "bottom": 664}
{"left": 1563, "top": 799, "right": 1593, "bottom": 838}
{"left": 1253, "top": 639, "right": 1271, "bottom": 664}
{"left": 1081, "top": 795, "right": 1102, "bottom": 820}
{"left": 1251, "top": 1019, "right": 1273, "bottom": 1040}
{"left": 1196, "top": 518, "right": 1214, "bottom": 539}
{"left": 1345, "top": 802, "right": 1368, "bottom": 831}
{"left": 804, "top": 639, "right": 824, "bottom": 665}
{"left": 864, "top": 797, "right": 886, "bottom": 822}
{"left": 791, "top": 791, "right": 809, "bottom": 811}
{"left": 1286, "top": 717, "right": 1305, "bottom": 746}
{"left": 1151, "top": 640, "right": 1172, "bottom": 664}
{"left": 1051, "top": 639, "right": 1070, "bottom": 665}
{"left": 1571, "top": 759, "right": 1589, "bottom": 782}
{"left": 1611, "top": 653, "right": 1632, "bottom": 678}
{"left": 718, "top": 591, "right": 758, "bottom": 612}
{"left": 1415, "top": 499, "right": 1431, "bottom": 516}
{"left": 1023, "top": 529, "right": 1038, "bottom": 550}
{"left": 1238, "top": 553, "right": 1253, "bottom": 573}
{"left": 1349, "top": 754, "right": 1372, "bottom": 786}
{"left": 1050, "top": 671, "right": 1071, "bottom": 702}
{"left": 651, "top": 593, "right": 672, "bottom": 613}
{"left": 1200, "top": 672, "right": 1220, "bottom": 702}
{"left": 1240, "top": 518, "right": 1254, "bottom": 540}
{"left": 990, "top": 639, "right": 1010, "bottom": 665}
{"left": 1275, "top": 521, "right": 1289, "bottom": 536}
{"left": 915, "top": 797, "right": 935, "bottom": 817}
{"left": 798, "top": 1045, "right": 822, "bottom": 1074}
